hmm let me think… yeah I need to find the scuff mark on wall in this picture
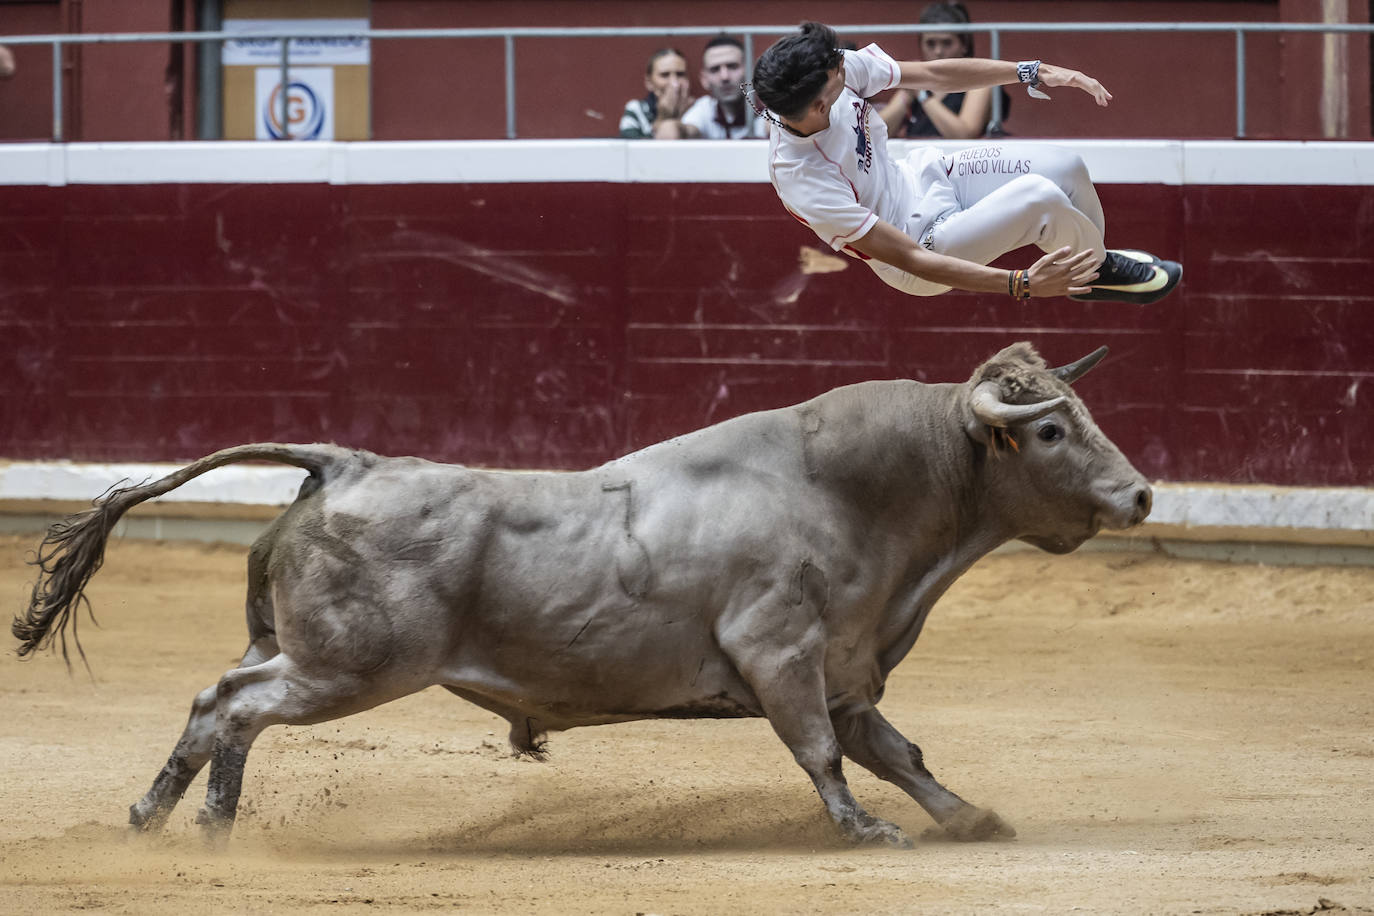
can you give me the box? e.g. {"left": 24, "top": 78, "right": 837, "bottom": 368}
{"left": 1340, "top": 378, "right": 1360, "bottom": 408}
{"left": 799, "top": 246, "right": 848, "bottom": 276}
{"left": 360, "top": 229, "right": 578, "bottom": 305}
{"left": 775, "top": 245, "right": 850, "bottom": 304}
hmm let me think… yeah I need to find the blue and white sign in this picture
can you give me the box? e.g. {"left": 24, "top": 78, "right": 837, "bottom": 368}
{"left": 225, "top": 18, "right": 370, "bottom": 66}
{"left": 255, "top": 67, "right": 335, "bottom": 140}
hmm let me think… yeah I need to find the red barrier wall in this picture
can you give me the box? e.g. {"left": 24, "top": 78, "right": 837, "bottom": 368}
{"left": 1, "top": 172, "right": 1369, "bottom": 486}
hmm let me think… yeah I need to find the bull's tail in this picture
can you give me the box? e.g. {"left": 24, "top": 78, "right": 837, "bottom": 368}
{"left": 12, "top": 443, "right": 356, "bottom": 666}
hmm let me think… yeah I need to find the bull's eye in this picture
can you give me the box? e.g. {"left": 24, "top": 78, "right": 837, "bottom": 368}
{"left": 1037, "top": 423, "right": 1063, "bottom": 442}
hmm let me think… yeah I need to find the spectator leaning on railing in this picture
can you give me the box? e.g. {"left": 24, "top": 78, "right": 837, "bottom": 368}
{"left": 681, "top": 35, "right": 768, "bottom": 139}
{"left": 880, "top": 1, "right": 1011, "bottom": 139}
{"left": 620, "top": 48, "right": 695, "bottom": 139}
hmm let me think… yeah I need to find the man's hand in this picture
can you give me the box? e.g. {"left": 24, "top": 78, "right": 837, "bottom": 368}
{"left": 1025, "top": 246, "right": 1099, "bottom": 297}
{"left": 1035, "top": 64, "right": 1112, "bottom": 106}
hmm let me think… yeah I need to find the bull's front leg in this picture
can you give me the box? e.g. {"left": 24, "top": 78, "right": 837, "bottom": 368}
{"left": 831, "top": 704, "right": 1015, "bottom": 841}
{"left": 718, "top": 607, "right": 911, "bottom": 848}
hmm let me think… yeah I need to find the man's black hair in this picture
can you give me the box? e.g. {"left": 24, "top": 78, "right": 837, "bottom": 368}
{"left": 703, "top": 34, "right": 745, "bottom": 55}
{"left": 751, "top": 21, "right": 842, "bottom": 120}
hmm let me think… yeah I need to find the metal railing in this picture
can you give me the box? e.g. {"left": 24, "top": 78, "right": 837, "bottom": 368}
{"left": 2, "top": 21, "right": 1372, "bottom": 141}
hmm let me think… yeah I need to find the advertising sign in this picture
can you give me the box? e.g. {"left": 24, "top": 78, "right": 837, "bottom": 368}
{"left": 224, "top": 18, "right": 370, "bottom": 66}
{"left": 222, "top": 8, "right": 370, "bottom": 141}
{"left": 254, "top": 67, "right": 335, "bottom": 140}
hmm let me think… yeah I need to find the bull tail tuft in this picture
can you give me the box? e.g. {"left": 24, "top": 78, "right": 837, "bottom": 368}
{"left": 12, "top": 487, "right": 125, "bottom": 667}
{"left": 11, "top": 443, "right": 355, "bottom": 668}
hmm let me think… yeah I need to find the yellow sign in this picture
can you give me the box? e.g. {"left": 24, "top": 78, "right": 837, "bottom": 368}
{"left": 221, "top": 0, "right": 370, "bottom": 140}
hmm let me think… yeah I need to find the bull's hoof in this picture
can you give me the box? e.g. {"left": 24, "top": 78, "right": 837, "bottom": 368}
{"left": 841, "top": 813, "right": 914, "bottom": 849}
{"left": 128, "top": 801, "right": 159, "bottom": 832}
{"left": 195, "top": 807, "right": 234, "bottom": 851}
{"left": 129, "top": 797, "right": 179, "bottom": 834}
{"left": 925, "top": 806, "right": 1016, "bottom": 842}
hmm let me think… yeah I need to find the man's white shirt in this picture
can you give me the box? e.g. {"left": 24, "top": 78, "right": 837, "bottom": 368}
{"left": 682, "top": 96, "right": 769, "bottom": 139}
{"left": 768, "top": 44, "right": 948, "bottom": 259}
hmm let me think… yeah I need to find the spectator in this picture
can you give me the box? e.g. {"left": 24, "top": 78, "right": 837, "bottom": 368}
{"left": 880, "top": 2, "right": 1011, "bottom": 139}
{"left": 619, "top": 48, "right": 694, "bottom": 139}
{"left": 681, "top": 35, "right": 768, "bottom": 139}
{"left": 0, "top": 45, "right": 15, "bottom": 80}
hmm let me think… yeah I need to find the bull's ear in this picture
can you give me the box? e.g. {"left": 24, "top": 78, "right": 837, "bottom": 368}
{"left": 1049, "top": 346, "right": 1109, "bottom": 385}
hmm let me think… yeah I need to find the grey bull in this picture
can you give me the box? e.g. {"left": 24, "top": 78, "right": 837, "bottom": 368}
{"left": 13, "top": 341, "right": 1151, "bottom": 849}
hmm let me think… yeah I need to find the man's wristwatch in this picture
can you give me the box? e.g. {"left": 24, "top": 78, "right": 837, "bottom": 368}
{"left": 917, "top": 89, "right": 933, "bottom": 104}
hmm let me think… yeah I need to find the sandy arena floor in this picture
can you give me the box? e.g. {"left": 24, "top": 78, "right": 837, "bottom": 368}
{"left": 1, "top": 532, "right": 1371, "bottom": 915}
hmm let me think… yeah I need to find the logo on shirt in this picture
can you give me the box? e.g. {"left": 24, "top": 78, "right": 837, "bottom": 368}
{"left": 951, "top": 146, "right": 1031, "bottom": 177}
{"left": 850, "top": 100, "right": 874, "bottom": 174}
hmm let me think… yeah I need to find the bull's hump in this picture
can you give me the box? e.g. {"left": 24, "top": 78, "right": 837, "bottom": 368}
{"left": 609, "top": 408, "right": 803, "bottom": 472}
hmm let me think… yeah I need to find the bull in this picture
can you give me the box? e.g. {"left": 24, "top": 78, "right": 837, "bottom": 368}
{"left": 13, "top": 342, "right": 1151, "bottom": 849}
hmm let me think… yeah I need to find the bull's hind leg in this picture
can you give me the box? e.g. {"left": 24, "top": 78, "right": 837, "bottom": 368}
{"left": 128, "top": 636, "right": 279, "bottom": 832}
{"left": 195, "top": 653, "right": 410, "bottom": 849}
{"left": 832, "top": 705, "right": 1015, "bottom": 841}
{"left": 130, "top": 530, "right": 283, "bottom": 833}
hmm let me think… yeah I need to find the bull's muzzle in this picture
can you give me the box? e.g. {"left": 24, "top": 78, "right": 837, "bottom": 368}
{"left": 1099, "top": 480, "right": 1153, "bottom": 530}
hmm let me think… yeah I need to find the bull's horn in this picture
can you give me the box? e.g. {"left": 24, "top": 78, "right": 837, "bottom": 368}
{"left": 970, "top": 381, "right": 1066, "bottom": 428}
{"left": 1050, "top": 346, "right": 1109, "bottom": 384}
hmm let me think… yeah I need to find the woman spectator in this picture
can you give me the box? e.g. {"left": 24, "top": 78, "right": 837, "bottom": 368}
{"left": 619, "top": 48, "right": 694, "bottom": 139}
{"left": 881, "top": 2, "right": 1011, "bottom": 139}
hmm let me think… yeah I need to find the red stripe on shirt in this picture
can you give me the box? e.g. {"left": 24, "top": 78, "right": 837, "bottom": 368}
{"left": 807, "top": 138, "right": 874, "bottom": 248}
{"left": 859, "top": 46, "right": 899, "bottom": 90}
{"left": 831, "top": 212, "right": 877, "bottom": 250}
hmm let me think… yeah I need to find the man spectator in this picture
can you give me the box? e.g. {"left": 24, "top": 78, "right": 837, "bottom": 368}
{"left": 681, "top": 35, "right": 768, "bottom": 139}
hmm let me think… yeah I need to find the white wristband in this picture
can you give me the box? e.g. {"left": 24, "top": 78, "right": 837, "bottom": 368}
{"left": 1018, "top": 60, "right": 1050, "bottom": 100}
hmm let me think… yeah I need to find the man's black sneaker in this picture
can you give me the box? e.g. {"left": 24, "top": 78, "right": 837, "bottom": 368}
{"left": 1071, "top": 249, "right": 1182, "bottom": 304}
{"left": 1110, "top": 249, "right": 1162, "bottom": 266}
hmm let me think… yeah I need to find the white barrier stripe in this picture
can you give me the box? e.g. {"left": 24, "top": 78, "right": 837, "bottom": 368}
{"left": 0, "top": 462, "right": 310, "bottom": 507}
{"left": 3, "top": 140, "right": 1374, "bottom": 187}
{"left": 1, "top": 461, "right": 1369, "bottom": 534}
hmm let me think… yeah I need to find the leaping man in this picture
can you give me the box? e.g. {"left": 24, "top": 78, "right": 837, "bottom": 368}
{"left": 751, "top": 21, "right": 1182, "bottom": 304}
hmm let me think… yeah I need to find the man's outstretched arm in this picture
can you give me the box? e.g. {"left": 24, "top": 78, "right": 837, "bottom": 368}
{"left": 847, "top": 219, "right": 1098, "bottom": 298}
{"left": 896, "top": 58, "right": 1112, "bottom": 107}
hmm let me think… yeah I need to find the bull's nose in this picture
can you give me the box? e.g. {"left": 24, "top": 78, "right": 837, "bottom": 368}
{"left": 1132, "top": 485, "right": 1153, "bottom": 525}
{"left": 1095, "top": 479, "right": 1154, "bottom": 531}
